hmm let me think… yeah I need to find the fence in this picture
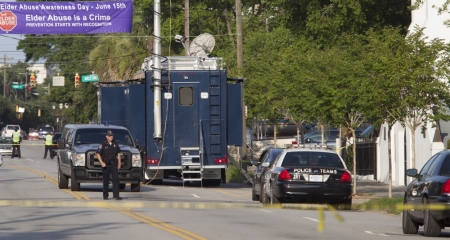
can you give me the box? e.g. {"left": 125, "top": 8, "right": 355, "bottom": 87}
{"left": 341, "top": 138, "right": 377, "bottom": 179}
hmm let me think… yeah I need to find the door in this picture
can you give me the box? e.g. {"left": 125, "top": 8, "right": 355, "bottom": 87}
{"left": 59, "top": 130, "right": 74, "bottom": 175}
{"left": 173, "top": 83, "right": 199, "bottom": 147}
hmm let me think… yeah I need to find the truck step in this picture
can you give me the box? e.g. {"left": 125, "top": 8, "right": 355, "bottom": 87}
{"left": 182, "top": 171, "right": 202, "bottom": 174}
{"left": 182, "top": 178, "right": 203, "bottom": 181}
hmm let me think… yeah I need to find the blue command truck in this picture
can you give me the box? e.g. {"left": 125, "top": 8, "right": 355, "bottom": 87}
{"left": 98, "top": 56, "right": 243, "bottom": 186}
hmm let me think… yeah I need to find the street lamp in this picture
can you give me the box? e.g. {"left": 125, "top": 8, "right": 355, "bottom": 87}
{"left": 59, "top": 103, "right": 69, "bottom": 131}
{"left": 52, "top": 105, "right": 58, "bottom": 131}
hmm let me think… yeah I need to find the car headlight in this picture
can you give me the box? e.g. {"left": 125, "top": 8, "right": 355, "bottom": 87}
{"left": 132, "top": 154, "right": 142, "bottom": 167}
{"left": 74, "top": 153, "right": 85, "bottom": 166}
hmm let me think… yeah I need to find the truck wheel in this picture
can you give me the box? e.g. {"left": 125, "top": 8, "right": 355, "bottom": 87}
{"left": 58, "top": 167, "right": 68, "bottom": 189}
{"left": 119, "top": 184, "right": 126, "bottom": 190}
{"left": 210, "top": 179, "right": 221, "bottom": 187}
{"left": 131, "top": 182, "right": 141, "bottom": 192}
{"left": 70, "top": 164, "right": 80, "bottom": 191}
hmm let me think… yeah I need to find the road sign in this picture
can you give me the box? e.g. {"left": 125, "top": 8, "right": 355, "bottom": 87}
{"left": 81, "top": 74, "right": 99, "bottom": 82}
{"left": 53, "top": 76, "right": 65, "bottom": 87}
{"left": 0, "top": 11, "right": 17, "bottom": 32}
{"left": 11, "top": 84, "right": 24, "bottom": 90}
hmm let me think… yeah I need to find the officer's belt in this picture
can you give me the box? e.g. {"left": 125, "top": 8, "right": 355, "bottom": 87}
{"left": 105, "top": 160, "right": 117, "bottom": 165}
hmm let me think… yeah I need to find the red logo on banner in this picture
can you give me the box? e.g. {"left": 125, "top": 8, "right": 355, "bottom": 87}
{"left": 0, "top": 11, "right": 17, "bottom": 32}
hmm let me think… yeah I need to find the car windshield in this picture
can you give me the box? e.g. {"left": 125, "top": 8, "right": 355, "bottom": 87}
{"left": 39, "top": 127, "right": 53, "bottom": 132}
{"left": 282, "top": 152, "right": 344, "bottom": 168}
{"left": 74, "top": 129, "right": 134, "bottom": 146}
{"left": 268, "top": 149, "right": 284, "bottom": 163}
{"left": 7, "top": 126, "right": 19, "bottom": 130}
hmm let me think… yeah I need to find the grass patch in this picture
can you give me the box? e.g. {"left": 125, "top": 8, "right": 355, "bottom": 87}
{"left": 226, "top": 164, "right": 252, "bottom": 183}
{"left": 354, "top": 197, "right": 403, "bottom": 215}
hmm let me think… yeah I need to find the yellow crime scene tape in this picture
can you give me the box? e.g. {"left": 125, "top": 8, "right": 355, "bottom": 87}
{"left": 6, "top": 163, "right": 440, "bottom": 233}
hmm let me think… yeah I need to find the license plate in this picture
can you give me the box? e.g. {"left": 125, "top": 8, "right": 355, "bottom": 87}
{"left": 309, "top": 175, "right": 323, "bottom": 182}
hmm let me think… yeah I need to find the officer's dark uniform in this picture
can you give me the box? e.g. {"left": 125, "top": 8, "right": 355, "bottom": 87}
{"left": 97, "top": 130, "right": 121, "bottom": 200}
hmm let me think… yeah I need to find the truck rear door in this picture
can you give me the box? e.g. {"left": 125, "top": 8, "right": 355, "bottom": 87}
{"left": 173, "top": 83, "right": 199, "bottom": 146}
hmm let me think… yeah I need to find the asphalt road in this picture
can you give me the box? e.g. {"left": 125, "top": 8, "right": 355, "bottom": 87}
{"left": 0, "top": 140, "right": 448, "bottom": 239}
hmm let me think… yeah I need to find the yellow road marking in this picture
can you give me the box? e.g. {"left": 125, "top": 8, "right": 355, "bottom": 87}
{"left": 2, "top": 164, "right": 204, "bottom": 239}
{"left": 215, "top": 189, "right": 250, "bottom": 197}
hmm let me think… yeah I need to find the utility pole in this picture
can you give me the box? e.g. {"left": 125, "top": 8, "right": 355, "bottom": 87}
{"left": 235, "top": 0, "right": 243, "bottom": 72}
{"left": 3, "top": 55, "right": 13, "bottom": 97}
{"left": 235, "top": 0, "right": 247, "bottom": 170}
{"left": 184, "top": 0, "right": 190, "bottom": 56}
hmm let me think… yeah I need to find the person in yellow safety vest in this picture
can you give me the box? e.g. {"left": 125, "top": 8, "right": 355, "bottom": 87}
{"left": 44, "top": 132, "right": 53, "bottom": 159}
{"left": 11, "top": 128, "right": 21, "bottom": 159}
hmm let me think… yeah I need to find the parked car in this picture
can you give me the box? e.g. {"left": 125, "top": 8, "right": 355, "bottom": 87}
{"left": 21, "top": 131, "right": 28, "bottom": 140}
{"left": 251, "top": 148, "right": 284, "bottom": 202}
{"left": 28, "top": 130, "right": 39, "bottom": 140}
{"left": 403, "top": 150, "right": 450, "bottom": 237}
{"left": 50, "top": 132, "right": 62, "bottom": 159}
{"left": 0, "top": 137, "right": 13, "bottom": 156}
{"left": 38, "top": 125, "right": 55, "bottom": 139}
{"left": 261, "top": 148, "right": 352, "bottom": 209}
{"left": 1, "top": 125, "right": 21, "bottom": 138}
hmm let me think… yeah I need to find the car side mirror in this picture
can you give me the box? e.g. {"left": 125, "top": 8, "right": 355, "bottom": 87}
{"left": 250, "top": 160, "right": 259, "bottom": 166}
{"left": 57, "top": 138, "right": 66, "bottom": 149}
{"left": 135, "top": 139, "right": 140, "bottom": 148}
{"left": 406, "top": 169, "right": 418, "bottom": 178}
{"left": 261, "top": 162, "right": 270, "bottom": 167}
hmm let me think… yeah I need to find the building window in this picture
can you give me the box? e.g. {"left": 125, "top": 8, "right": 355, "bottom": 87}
{"left": 179, "top": 87, "right": 193, "bottom": 106}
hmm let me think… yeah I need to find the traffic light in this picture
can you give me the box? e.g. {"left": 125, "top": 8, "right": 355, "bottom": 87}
{"left": 5, "top": 85, "right": 10, "bottom": 96}
{"left": 75, "top": 73, "right": 80, "bottom": 88}
{"left": 30, "top": 73, "right": 36, "bottom": 88}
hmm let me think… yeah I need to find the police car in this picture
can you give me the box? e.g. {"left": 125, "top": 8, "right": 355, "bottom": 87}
{"left": 261, "top": 148, "right": 352, "bottom": 209}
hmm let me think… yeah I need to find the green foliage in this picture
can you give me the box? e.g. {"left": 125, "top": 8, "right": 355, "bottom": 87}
{"left": 226, "top": 165, "right": 249, "bottom": 183}
{"left": 446, "top": 139, "right": 450, "bottom": 150}
{"left": 345, "top": 144, "right": 354, "bottom": 173}
{"left": 355, "top": 197, "right": 403, "bottom": 215}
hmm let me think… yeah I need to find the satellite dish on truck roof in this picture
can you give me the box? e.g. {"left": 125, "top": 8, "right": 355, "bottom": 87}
{"left": 189, "top": 33, "right": 215, "bottom": 57}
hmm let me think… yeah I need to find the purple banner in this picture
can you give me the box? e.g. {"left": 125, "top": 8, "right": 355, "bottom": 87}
{"left": 0, "top": 1, "right": 132, "bottom": 34}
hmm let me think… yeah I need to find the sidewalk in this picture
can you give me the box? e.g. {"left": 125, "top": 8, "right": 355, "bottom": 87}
{"left": 353, "top": 179, "right": 405, "bottom": 204}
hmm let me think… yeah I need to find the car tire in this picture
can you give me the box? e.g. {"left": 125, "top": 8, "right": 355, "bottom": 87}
{"left": 423, "top": 200, "right": 441, "bottom": 237}
{"left": 70, "top": 164, "right": 80, "bottom": 191}
{"left": 402, "top": 210, "right": 418, "bottom": 234}
{"left": 119, "top": 183, "right": 126, "bottom": 190}
{"left": 260, "top": 183, "right": 269, "bottom": 204}
{"left": 338, "top": 198, "right": 352, "bottom": 210}
{"left": 58, "top": 167, "right": 69, "bottom": 189}
{"left": 131, "top": 182, "right": 141, "bottom": 192}
{"left": 252, "top": 184, "right": 259, "bottom": 201}
{"left": 270, "top": 184, "right": 281, "bottom": 204}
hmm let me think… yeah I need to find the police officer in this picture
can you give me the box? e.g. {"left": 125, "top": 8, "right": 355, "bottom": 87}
{"left": 44, "top": 132, "right": 53, "bottom": 159}
{"left": 11, "top": 128, "right": 21, "bottom": 159}
{"left": 96, "top": 130, "right": 122, "bottom": 200}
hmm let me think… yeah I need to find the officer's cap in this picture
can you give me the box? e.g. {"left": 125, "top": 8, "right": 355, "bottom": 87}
{"left": 106, "top": 130, "right": 114, "bottom": 136}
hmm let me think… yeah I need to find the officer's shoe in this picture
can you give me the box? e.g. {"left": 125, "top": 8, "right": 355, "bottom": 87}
{"left": 103, "top": 197, "right": 108, "bottom": 200}
{"left": 113, "top": 196, "right": 122, "bottom": 200}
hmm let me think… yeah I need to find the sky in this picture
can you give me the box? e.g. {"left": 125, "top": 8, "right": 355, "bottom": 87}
{"left": 0, "top": 0, "right": 26, "bottom": 64}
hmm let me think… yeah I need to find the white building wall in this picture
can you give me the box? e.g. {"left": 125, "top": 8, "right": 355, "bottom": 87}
{"left": 376, "top": 0, "right": 449, "bottom": 186}
{"left": 27, "top": 64, "right": 52, "bottom": 84}
{"left": 377, "top": 123, "right": 390, "bottom": 183}
{"left": 409, "top": 0, "right": 450, "bottom": 43}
